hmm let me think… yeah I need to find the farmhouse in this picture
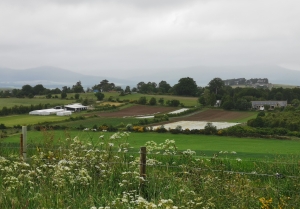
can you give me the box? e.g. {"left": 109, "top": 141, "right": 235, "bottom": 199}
{"left": 64, "top": 103, "right": 88, "bottom": 112}
{"left": 251, "top": 101, "right": 287, "bottom": 110}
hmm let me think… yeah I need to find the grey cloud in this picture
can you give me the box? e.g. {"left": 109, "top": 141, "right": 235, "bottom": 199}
{"left": 0, "top": 0, "right": 300, "bottom": 75}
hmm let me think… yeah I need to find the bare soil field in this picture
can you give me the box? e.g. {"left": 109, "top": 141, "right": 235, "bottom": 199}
{"left": 92, "top": 105, "right": 177, "bottom": 117}
{"left": 180, "top": 109, "right": 254, "bottom": 122}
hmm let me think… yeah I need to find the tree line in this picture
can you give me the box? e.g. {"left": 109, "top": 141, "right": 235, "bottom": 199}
{"left": 2, "top": 77, "right": 300, "bottom": 111}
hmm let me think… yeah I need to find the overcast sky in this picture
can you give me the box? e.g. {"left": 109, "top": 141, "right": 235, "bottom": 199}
{"left": 1, "top": 0, "right": 300, "bottom": 77}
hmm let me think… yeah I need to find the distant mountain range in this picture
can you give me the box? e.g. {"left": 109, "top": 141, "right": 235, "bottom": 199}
{"left": 0, "top": 66, "right": 131, "bottom": 89}
{"left": 0, "top": 65, "right": 300, "bottom": 89}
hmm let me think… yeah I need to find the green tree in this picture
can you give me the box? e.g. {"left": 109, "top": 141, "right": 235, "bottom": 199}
{"left": 22, "top": 84, "right": 33, "bottom": 96}
{"left": 72, "top": 81, "right": 85, "bottom": 93}
{"left": 149, "top": 97, "right": 157, "bottom": 105}
{"left": 158, "top": 98, "right": 164, "bottom": 105}
{"left": 61, "top": 92, "right": 67, "bottom": 99}
{"left": 125, "top": 86, "right": 131, "bottom": 93}
{"left": 208, "top": 77, "right": 225, "bottom": 95}
{"left": 203, "top": 89, "right": 212, "bottom": 106}
{"left": 166, "top": 99, "right": 180, "bottom": 107}
{"left": 94, "top": 79, "right": 115, "bottom": 92}
{"left": 138, "top": 96, "right": 147, "bottom": 105}
{"left": 46, "top": 93, "right": 52, "bottom": 99}
{"left": 158, "top": 80, "right": 171, "bottom": 93}
{"left": 173, "top": 77, "right": 198, "bottom": 96}
{"left": 75, "top": 93, "right": 80, "bottom": 100}
{"left": 291, "top": 99, "right": 300, "bottom": 107}
{"left": 33, "top": 84, "right": 46, "bottom": 95}
{"left": 222, "top": 101, "right": 235, "bottom": 110}
{"left": 95, "top": 92, "right": 105, "bottom": 101}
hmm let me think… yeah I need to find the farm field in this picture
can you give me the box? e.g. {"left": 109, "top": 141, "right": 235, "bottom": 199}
{"left": 0, "top": 114, "right": 69, "bottom": 127}
{"left": 50, "top": 92, "right": 199, "bottom": 107}
{"left": 3, "top": 130, "right": 300, "bottom": 160}
{"left": 0, "top": 105, "right": 258, "bottom": 129}
{"left": 1, "top": 105, "right": 300, "bottom": 208}
{"left": 172, "top": 109, "right": 257, "bottom": 123}
{"left": 2, "top": 130, "right": 300, "bottom": 208}
{"left": 0, "top": 97, "right": 75, "bottom": 108}
{"left": 109, "top": 93, "right": 199, "bottom": 107}
{"left": 87, "top": 104, "right": 178, "bottom": 117}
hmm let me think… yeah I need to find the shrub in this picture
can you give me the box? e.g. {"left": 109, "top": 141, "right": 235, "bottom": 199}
{"left": 204, "top": 122, "right": 217, "bottom": 135}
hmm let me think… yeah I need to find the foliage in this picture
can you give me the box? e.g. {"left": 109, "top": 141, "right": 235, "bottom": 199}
{"left": 208, "top": 77, "right": 225, "bottom": 95}
{"left": 173, "top": 77, "right": 198, "bottom": 96}
{"left": 138, "top": 96, "right": 147, "bottom": 105}
{"left": 148, "top": 97, "right": 157, "bottom": 105}
{"left": 222, "top": 101, "right": 235, "bottom": 110}
{"left": 61, "top": 92, "right": 67, "bottom": 99}
{"left": 95, "top": 92, "right": 105, "bottom": 101}
{"left": 93, "top": 79, "right": 115, "bottom": 92}
{"left": 166, "top": 99, "right": 180, "bottom": 107}
{"left": 204, "top": 122, "right": 217, "bottom": 135}
{"left": 72, "top": 81, "right": 85, "bottom": 93}
{"left": 1, "top": 133, "right": 300, "bottom": 208}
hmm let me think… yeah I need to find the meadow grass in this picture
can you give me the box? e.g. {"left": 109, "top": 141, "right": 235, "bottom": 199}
{"left": 1, "top": 131, "right": 300, "bottom": 208}
{"left": 3, "top": 130, "right": 300, "bottom": 160}
{"left": 0, "top": 115, "right": 69, "bottom": 127}
{"left": 0, "top": 97, "right": 76, "bottom": 108}
{"left": 63, "top": 92, "right": 199, "bottom": 107}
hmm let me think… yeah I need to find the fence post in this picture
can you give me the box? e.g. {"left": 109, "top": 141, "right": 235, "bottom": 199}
{"left": 140, "top": 146, "right": 147, "bottom": 195}
{"left": 20, "top": 134, "right": 23, "bottom": 158}
{"left": 22, "top": 126, "right": 27, "bottom": 160}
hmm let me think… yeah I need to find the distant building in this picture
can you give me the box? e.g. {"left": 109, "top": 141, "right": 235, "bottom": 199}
{"left": 251, "top": 101, "right": 287, "bottom": 110}
{"left": 214, "top": 100, "right": 222, "bottom": 107}
{"left": 64, "top": 103, "right": 88, "bottom": 112}
{"left": 29, "top": 108, "right": 64, "bottom": 115}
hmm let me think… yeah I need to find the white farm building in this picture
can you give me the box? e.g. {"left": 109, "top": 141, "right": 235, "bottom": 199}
{"left": 64, "top": 103, "right": 88, "bottom": 112}
{"left": 29, "top": 103, "right": 87, "bottom": 116}
{"left": 57, "top": 111, "right": 72, "bottom": 116}
{"left": 29, "top": 109, "right": 65, "bottom": 116}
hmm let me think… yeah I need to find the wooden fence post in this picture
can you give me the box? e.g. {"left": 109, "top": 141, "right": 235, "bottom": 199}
{"left": 140, "top": 146, "right": 147, "bottom": 195}
{"left": 22, "top": 126, "right": 27, "bottom": 160}
{"left": 20, "top": 134, "right": 23, "bottom": 158}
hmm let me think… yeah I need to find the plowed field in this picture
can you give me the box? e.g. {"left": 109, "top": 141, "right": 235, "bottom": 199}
{"left": 94, "top": 105, "right": 177, "bottom": 117}
{"left": 181, "top": 109, "right": 255, "bottom": 122}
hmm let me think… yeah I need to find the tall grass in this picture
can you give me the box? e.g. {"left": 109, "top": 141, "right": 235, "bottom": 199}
{"left": 0, "top": 131, "right": 299, "bottom": 208}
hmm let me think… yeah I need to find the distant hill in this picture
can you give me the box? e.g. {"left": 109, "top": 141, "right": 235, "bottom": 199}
{"left": 1, "top": 65, "right": 300, "bottom": 89}
{"left": 0, "top": 66, "right": 131, "bottom": 89}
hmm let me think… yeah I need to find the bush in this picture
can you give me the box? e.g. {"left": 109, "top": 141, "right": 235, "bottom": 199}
{"left": 204, "top": 123, "right": 217, "bottom": 135}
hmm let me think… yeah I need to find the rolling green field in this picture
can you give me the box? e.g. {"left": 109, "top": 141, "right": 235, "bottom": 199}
{"left": 3, "top": 131, "right": 300, "bottom": 160}
{"left": 0, "top": 92, "right": 198, "bottom": 109}
{"left": 0, "top": 114, "right": 69, "bottom": 126}
{"left": 0, "top": 97, "right": 76, "bottom": 108}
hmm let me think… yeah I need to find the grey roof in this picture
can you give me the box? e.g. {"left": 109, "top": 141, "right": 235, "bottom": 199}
{"left": 251, "top": 101, "right": 287, "bottom": 106}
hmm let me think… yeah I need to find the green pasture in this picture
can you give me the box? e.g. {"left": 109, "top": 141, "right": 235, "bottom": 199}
{"left": 0, "top": 115, "right": 69, "bottom": 127}
{"left": 62, "top": 92, "right": 199, "bottom": 107}
{"left": 109, "top": 93, "right": 199, "bottom": 107}
{"left": 1, "top": 92, "right": 199, "bottom": 110}
{"left": 0, "top": 113, "right": 140, "bottom": 128}
{"left": 0, "top": 97, "right": 75, "bottom": 108}
{"left": 272, "top": 83, "right": 298, "bottom": 88}
{"left": 3, "top": 131, "right": 300, "bottom": 160}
